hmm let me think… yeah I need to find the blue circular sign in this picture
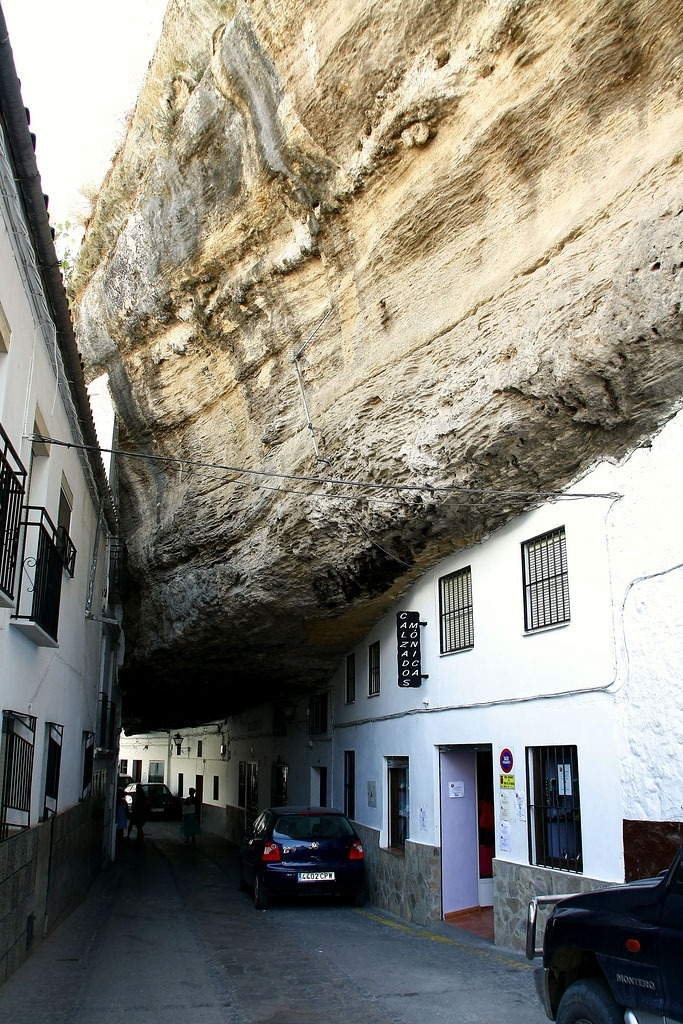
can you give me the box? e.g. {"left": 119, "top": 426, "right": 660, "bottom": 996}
{"left": 500, "top": 748, "right": 513, "bottom": 773}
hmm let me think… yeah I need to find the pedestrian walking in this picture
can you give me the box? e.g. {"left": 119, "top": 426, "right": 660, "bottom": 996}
{"left": 128, "top": 784, "right": 149, "bottom": 845}
{"left": 180, "top": 787, "right": 201, "bottom": 844}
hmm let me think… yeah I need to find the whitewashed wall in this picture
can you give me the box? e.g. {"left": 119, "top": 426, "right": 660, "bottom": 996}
{"left": 330, "top": 410, "right": 683, "bottom": 884}
{"left": 0, "top": 130, "right": 111, "bottom": 822}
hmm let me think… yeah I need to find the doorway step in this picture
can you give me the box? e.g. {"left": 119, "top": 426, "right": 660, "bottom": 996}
{"left": 443, "top": 906, "right": 494, "bottom": 941}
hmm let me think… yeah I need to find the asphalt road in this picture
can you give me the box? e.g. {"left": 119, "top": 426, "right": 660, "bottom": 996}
{"left": 0, "top": 821, "right": 548, "bottom": 1024}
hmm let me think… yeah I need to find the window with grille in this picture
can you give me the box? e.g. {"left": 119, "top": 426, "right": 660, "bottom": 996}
{"left": 43, "top": 722, "right": 63, "bottom": 820}
{"left": 522, "top": 527, "right": 570, "bottom": 631}
{"left": 368, "top": 641, "right": 380, "bottom": 696}
{"left": 0, "top": 424, "right": 26, "bottom": 606}
{"left": 527, "top": 745, "right": 582, "bottom": 873}
{"left": 309, "top": 692, "right": 328, "bottom": 735}
{"left": 148, "top": 761, "right": 164, "bottom": 783}
{"left": 0, "top": 711, "right": 36, "bottom": 840}
{"left": 439, "top": 566, "right": 474, "bottom": 653}
{"left": 345, "top": 653, "right": 356, "bottom": 704}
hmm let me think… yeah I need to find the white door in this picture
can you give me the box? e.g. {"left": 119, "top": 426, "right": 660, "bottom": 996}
{"left": 440, "top": 748, "right": 479, "bottom": 915}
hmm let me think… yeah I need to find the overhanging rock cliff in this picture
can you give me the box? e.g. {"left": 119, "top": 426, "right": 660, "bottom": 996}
{"left": 73, "top": 0, "right": 683, "bottom": 730}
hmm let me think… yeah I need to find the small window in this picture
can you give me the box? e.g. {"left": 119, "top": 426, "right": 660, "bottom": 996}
{"left": 368, "top": 641, "right": 380, "bottom": 696}
{"left": 57, "top": 477, "right": 73, "bottom": 537}
{"left": 527, "top": 745, "right": 582, "bottom": 873}
{"left": 238, "top": 761, "right": 246, "bottom": 807}
{"left": 439, "top": 566, "right": 474, "bottom": 653}
{"left": 309, "top": 693, "right": 328, "bottom": 735}
{"left": 522, "top": 527, "right": 570, "bottom": 631}
{"left": 0, "top": 301, "right": 10, "bottom": 353}
{"left": 387, "top": 757, "right": 409, "bottom": 851}
{"left": 81, "top": 731, "right": 95, "bottom": 799}
{"left": 197, "top": 739, "right": 203, "bottom": 757}
{"left": 148, "top": 761, "right": 164, "bottom": 784}
{"left": 43, "top": 722, "right": 63, "bottom": 820}
{"left": 344, "top": 750, "right": 355, "bottom": 819}
{"left": 213, "top": 775, "right": 219, "bottom": 801}
{"left": 119, "top": 759, "right": 128, "bottom": 775}
{"left": 345, "top": 653, "right": 356, "bottom": 704}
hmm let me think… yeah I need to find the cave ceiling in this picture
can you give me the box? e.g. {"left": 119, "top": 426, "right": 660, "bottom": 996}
{"left": 72, "top": 0, "right": 683, "bottom": 732}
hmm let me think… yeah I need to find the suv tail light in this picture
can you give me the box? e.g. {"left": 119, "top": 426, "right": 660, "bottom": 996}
{"left": 261, "top": 841, "right": 281, "bottom": 862}
{"left": 349, "top": 839, "right": 364, "bottom": 860}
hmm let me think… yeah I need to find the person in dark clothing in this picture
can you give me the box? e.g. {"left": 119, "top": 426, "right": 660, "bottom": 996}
{"left": 180, "top": 786, "right": 201, "bottom": 844}
{"left": 128, "top": 784, "right": 149, "bottom": 845}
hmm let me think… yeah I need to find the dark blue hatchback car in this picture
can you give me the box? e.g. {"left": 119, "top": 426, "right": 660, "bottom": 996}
{"left": 239, "top": 806, "right": 366, "bottom": 909}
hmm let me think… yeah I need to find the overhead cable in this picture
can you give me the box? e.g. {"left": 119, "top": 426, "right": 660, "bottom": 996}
{"left": 27, "top": 434, "right": 622, "bottom": 502}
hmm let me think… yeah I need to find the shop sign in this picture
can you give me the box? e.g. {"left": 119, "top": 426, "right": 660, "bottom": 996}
{"left": 396, "top": 611, "right": 427, "bottom": 687}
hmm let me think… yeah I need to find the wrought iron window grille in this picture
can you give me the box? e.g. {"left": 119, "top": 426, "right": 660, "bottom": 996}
{"left": 527, "top": 744, "right": 583, "bottom": 873}
{"left": 439, "top": 565, "right": 474, "bottom": 653}
{"left": 0, "top": 710, "right": 36, "bottom": 841}
{"left": 522, "top": 527, "right": 570, "bottom": 631}
{"left": 0, "top": 424, "right": 27, "bottom": 605}
{"left": 368, "top": 641, "right": 381, "bottom": 696}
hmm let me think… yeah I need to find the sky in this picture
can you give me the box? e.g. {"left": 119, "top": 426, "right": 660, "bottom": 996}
{"left": 2, "top": 0, "right": 168, "bottom": 235}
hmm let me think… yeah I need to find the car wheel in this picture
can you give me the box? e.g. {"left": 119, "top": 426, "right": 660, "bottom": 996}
{"left": 556, "top": 979, "right": 623, "bottom": 1024}
{"left": 254, "top": 873, "right": 269, "bottom": 910}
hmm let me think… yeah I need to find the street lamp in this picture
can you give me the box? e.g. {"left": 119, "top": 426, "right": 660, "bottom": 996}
{"left": 172, "top": 732, "right": 183, "bottom": 756}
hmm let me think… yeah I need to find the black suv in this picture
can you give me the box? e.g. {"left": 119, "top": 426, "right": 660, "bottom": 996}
{"left": 527, "top": 846, "right": 683, "bottom": 1024}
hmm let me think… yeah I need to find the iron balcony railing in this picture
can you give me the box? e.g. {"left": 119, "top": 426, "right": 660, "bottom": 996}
{"left": 0, "top": 424, "right": 27, "bottom": 604}
{"left": 12, "top": 506, "right": 77, "bottom": 644}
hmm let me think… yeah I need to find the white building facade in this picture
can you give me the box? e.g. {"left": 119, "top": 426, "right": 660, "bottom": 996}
{"left": 322, "top": 409, "right": 683, "bottom": 946}
{"left": 0, "top": 16, "right": 122, "bottom": 983}
{"left": 123, "top": 409, "right": 683, "bottom": 951}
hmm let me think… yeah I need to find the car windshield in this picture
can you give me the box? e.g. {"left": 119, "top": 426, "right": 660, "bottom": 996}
{"left": 273, "top": 814, "right": 353, "bottom": 840}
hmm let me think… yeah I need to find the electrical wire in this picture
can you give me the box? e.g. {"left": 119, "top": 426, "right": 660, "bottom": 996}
{"left": 25, "top": 434, "right": 622, "bottom": 503}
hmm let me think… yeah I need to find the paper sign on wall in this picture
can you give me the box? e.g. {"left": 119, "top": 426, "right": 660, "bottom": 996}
{"left": 448, "top": 780, "right": 465, "bottom": 798}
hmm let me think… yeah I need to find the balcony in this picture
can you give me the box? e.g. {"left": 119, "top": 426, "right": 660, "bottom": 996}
{"left": 11, "top": 507, "right": 77, "bottom": 646}
{"left": 0, "top": 425, "right": 27, "bottom": 608}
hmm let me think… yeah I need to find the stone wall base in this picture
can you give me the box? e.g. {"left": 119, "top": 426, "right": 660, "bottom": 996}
{"left": 0, "top": 799, "right": 106, "bottom": 987}
{"left": 353, "top": 823, "right": 441, "bottom": 926}
{"left": 493, "top": 858, "right": 612, "bottom": 951}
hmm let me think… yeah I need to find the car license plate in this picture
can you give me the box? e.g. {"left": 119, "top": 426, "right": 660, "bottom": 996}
{"left": 298, "top": 871, "right": 335, "bottom": 882}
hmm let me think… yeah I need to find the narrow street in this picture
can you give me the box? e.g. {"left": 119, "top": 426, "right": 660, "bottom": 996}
{"left": 0, "top": 823, "right": 546, "bottom": 1024}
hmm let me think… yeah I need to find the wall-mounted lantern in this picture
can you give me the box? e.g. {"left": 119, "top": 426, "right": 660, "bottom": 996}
{"left": 172, "top": 732, "right": 183, "bottom": 756}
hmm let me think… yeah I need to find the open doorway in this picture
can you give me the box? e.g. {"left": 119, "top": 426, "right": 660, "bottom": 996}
{"left": 310, "top": 765, "right": 327, "bottom": 806}
{"left": 440, "top": 745, "right": 495, "bottom": 919}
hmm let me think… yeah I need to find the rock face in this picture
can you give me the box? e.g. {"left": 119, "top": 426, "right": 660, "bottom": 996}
{"left": 73, "top": 0, "right": 683, "bottom": 729}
